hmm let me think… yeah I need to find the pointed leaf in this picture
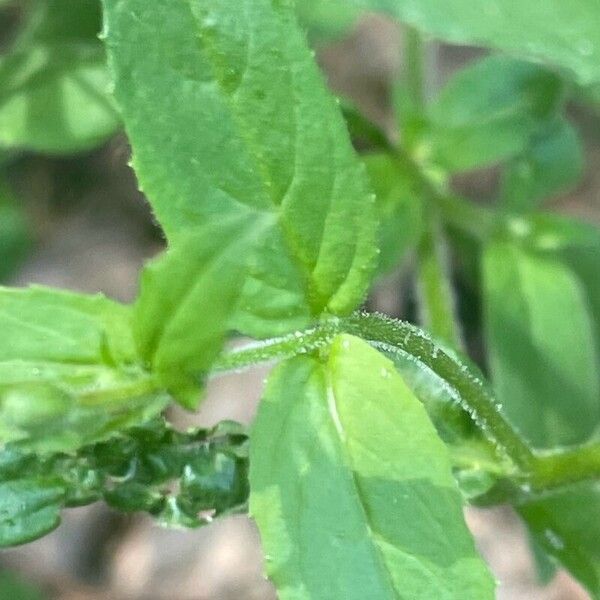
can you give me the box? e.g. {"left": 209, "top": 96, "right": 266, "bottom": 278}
{"left": 250, "top": 335, "right": 494, "bottom": 599}
{"left": 134, "top": 216, "right": 262, "bottom": 406}
{"left": 483, "top": 241, "right": 600, "bottom": 449}
{"left": 103, "top": 0, "right": 378, "bottom": 337}
{"left": 422, "top": 56, "right": 563, "bottom": 172}
{"left": 501, "top": 119, "right": 583, "bottom": 211}
{"left": 363, "top": 152, "right": 424, "bottom": 275}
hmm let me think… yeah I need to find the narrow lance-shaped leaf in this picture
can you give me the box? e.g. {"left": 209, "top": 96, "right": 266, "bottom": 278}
{"left": 363, "top": 152, "right": 424, "bottom": 275}
{"left": 419, "top": 56, "right": 563, "bottom": 173}
{"left": 134, "top": 216, "right": 263, "bottom": 407}
{"left": 250, "top": 335, "right": 495, "bottom": 599}
{"left": 103, "top": 0, "right": 378, "bottom": 339}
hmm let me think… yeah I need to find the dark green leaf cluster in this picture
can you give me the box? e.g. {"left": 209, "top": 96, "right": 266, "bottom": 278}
{"left": 0, "top": 417, "right": 248, "bottom": 546}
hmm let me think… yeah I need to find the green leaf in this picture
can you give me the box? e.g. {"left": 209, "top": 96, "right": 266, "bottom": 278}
{"left": 495, "top": 218, "right": 600, "bottom": 596}
{"left": 363, "top": 152, "right": 424, "bottom": 274}
{"left": 483, "top": 241, "right": 600, "bottom": 449}
{"left": 0, "top": 417, "right": 249, "bottom": 546}
{"left": 0, "top": 286, "right": 168, "bottom": 452}
{"left": 103, "top": 0, "right": 378, "bottom": 337}
{"left": 0, "top": 182, "right": 30, "bottom": 281}
{"left": 318, "top": 0, "right": 600, "bottom": 86}
{"left": 501, "top": 119, "right": 583, "bottom": 211}
{"left": 527, "top": 217, "right": 600, "bottom": 364}
{"left": 0, "top": 481, "right": 64, "bottom": 546}
{"left": 95, "top": 418, "right": 249, "bottom": 524}
{"left": 250, "top": 335, "right": 494, "bottom": 599}
{"left": 299, "top": 1, "right": 600, "bottom": 86}
{"left": 518, "top": 483, "right": 600, "bottom": 598}
{"left": 0, "top": 0, "right": 119, "bottom": 153}
{"left": 421, "top": 56, "right": 564, "bottom": 172}
{"left": 505, "top": 214, "right": 600, "bottom": 355}
{"left": 528, "top": 532, "right": 559, "bottom": 585}
{"left": 134, "top": 216, "right": 261, "bottom": 407}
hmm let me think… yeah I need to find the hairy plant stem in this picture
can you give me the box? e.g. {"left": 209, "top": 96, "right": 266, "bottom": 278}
{"left": 214, "top": 312, "right": 600, "bottom": 495}
{"left": 530, "top": 443, "right": 600, "bottom": 491}
{"left": 217, "top": 313, "right": 532, "bottom": 466}
{"left": 79, "top": 374, "right": 161, "bottom": 405}
{"left": 394, "top": 145, "right": 497, "bottom": 241}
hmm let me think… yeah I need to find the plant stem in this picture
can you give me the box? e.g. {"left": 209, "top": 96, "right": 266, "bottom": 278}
{"left": 343, "top": 313, "right": 534, "bottom": 467}
{"left": 529, "top": 443, "right": 600, "bottom": 491}
{"left": 79, "top": 374, "right": 162, "bottom": 405}
{"left": 215, "top": 312, "right": 535, "bottom": 469}
{"left": 403, "top": 27, "right": 464, "bottom": 349}
{"left": 436, "top": 192, "right": 497, "bottom": 240}
{"left": 214, "top": 313, "right": 600, "bottom": 492}
{"left": 214, "top": 324, "right": 339, "bottom": 374}
{"left": 416, "top": 212, "right": 464, "bottom": 348}
{"left": 393, "top": 145, "right": 497, "bottom": 240}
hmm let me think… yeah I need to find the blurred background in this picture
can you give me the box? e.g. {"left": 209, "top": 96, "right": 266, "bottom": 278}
{"left": 0, "top": 2, "right": 599, "bottom": 598}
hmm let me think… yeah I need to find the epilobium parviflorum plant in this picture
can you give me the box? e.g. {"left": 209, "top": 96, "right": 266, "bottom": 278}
{"left": 2, "top": 0, "right": 600, "bottom": 597}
